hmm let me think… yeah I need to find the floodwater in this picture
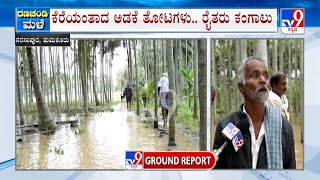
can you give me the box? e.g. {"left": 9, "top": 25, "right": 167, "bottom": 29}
{"left": 16, "top": 103, "right": 199, "bottom": 169}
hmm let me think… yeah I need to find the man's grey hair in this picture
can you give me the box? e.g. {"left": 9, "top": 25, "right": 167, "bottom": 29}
{"left": 237, "top": 56, "right": 267, "bottom": 84}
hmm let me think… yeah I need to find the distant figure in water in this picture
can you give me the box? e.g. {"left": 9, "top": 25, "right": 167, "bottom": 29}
{"left": 123, "top": 84, "right": 133, "bottom": 111}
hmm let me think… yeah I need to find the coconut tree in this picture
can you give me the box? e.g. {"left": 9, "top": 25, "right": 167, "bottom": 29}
{"left": 26, "top": 47, "right": 57, "bottom": 131}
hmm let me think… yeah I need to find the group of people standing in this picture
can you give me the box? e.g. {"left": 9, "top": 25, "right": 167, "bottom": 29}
{"left": 120, "top": 72, "right": 170, "bottom": 127}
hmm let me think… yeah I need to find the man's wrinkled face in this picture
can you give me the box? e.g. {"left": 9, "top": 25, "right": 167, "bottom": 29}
{"left": 239, "top": 59, "right": 269, "bottom": 104}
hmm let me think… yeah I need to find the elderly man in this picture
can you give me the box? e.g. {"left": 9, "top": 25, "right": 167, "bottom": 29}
{"left": 269, "top": 72, "right": 290, "bottom": 121}
{"left": 212, "top": 56, "right": 296, "bottom": 169}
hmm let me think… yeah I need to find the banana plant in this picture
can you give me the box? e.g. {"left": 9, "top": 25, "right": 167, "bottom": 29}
{"left": 181, "top": 68, "right": 194, "bottom": 108}
{"left": 142, "top": 80, "right": 154, "bottom": 112}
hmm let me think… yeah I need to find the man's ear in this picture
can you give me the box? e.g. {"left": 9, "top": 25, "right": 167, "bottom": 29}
{"left": 238, "top": 82, "right": 245, "bottom": 93}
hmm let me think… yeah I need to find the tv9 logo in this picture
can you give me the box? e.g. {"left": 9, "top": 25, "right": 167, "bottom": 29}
{"left": 221, "top": 123, "right": 240, "bottom": 140}
{"left": 125, "top": 151, "right": 143, "bottom": 170}
{"left": 232, "top": 132, "right": 244, "bottom": 152}
{"left": 281, "top": 8, "right": 305, "bottom": 34}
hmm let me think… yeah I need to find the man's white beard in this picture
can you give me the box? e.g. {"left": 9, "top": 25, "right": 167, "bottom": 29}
{"left": 246, "top": 87, "right": 269, "bottom": 104}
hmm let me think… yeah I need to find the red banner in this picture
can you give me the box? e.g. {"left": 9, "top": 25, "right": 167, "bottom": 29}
{"left": 143, "top": 151, "right": 216, "bottom": 170}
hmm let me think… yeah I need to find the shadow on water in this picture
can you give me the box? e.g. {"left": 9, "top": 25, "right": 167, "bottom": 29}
{"left": 16, "top": 103, "right": 199, "bottom": 169}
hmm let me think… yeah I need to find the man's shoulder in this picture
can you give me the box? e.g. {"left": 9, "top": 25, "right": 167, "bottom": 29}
{"left": 159, "top": 77, "right": 166, "bottom": 82}
{"left": 269, "top": 91, "right": 281, "bottom": 101}
{"left": 162, "top": 77, "right": 169, "bottom": 82}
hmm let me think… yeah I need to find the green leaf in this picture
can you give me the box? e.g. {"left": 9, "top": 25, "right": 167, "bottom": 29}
{"left": 146, "top": 80, "right": 154, "bottom": 99}
{"left": 180, "top": 68, "right": 189, "bottom": 79}
{"left": 189, "top": 68, "right": 194, "bottom": 80}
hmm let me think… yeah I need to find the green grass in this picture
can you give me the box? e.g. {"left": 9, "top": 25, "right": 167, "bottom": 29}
{"left": 21, "top": 100, "right": 115, "bottom": 114}
{"left": 176, "top": 99, "right": 199, "bottom": 129}
{"left": 19, "top": 101, "right": 115, "bottom": 126}
{"left": 130, "top": 97, "right": 199, "bottom": 129}
{"left": 112, "top": 92, "right": 121, "bottom": 105}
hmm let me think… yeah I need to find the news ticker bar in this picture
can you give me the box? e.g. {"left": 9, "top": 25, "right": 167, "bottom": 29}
{"left": 125, "top": 151, "right": 217, "bottom": 170}
{"left": 15, "top": 33, "right": 70, "bottom": 46}
{"left": 16, "top": 8, "right": 280, "bottom": 33}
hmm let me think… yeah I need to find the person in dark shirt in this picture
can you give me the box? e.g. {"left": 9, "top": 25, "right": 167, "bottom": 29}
{"left": 123, "top": 84, "right": 133, "bottom": 111}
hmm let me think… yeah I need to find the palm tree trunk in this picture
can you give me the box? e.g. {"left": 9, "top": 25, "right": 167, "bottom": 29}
{"left": 162, "top": 40, "right": 166, "bottom": 73}
{"left": 210, "top": 39, "right": 216, "bottom": 151}
{"left": 39, "top": 47, "right": 44, "bottom": 93}
{"left": 56, "top": 47, "right": 62, "bottom": 112}
{"left": 74, "top": 40, "right": 78, "bottom": 107}
{"left": 133, "top": 40, "right": 140, "bottom": 115}
{"left": 22, "top": 47, "right": 29, "bottom": 113}
{"left": 227, "top": 40, "right": 232, "bottom": 112}
{"left": 62, "top": 47, "right": 70, "bottom": 111}
{"left": 84, "top": 41, "right": 89, "bottom": 115}
{"left": 49, "top": 47, "right": 59, "bottom": 118}
{"left": 173, "top": 40, "right": 179, "bottom": 116}
{"left": 106, "top": 52, "right": 109, "bottom": 103}
{"left": 198, "top": 39, "right": 207, "bottom": 151}
{"left": 255, "top": 40, "right": 268, "bottom": 66}
{"left": 272, "top": 40, "right": 278, "bottom": 72}
{"left": 99, "top": 40, "right": 103, "bottom": 105}
{"left": 279, "top": 40, "right": 284, "bottom": 71}
{"left": 235, "top": 40, "right": 241, "bottom": 108}
{"left": 211, "top": 40, "right": 217, "bottom": 124}
{"left": 44, "top": 49, "right": 49, "bottom": 106}
{"left": 178, "top": 40, "right": 183, "bottom": 98}
{"left": 167, "top": 40, "right": 176, "bottom": 146}
{"left": 129, "top": 40, "right": 133, "bottom": 85}
{"left": 143, "top": 41, "right": 148, "bottom": 83}
{"left": 288, "top": 40, "right": 292, "bottom": 117}
{"left": 109, "top": 55, "right": 112, "bottom": 103}
{"left": 103, "top": 54, "right": 108, "bottom": 103}
{"left": 240, "top": 40, "right": 247, "bottom": 105}
{"left": 27, "top": 47, "right": 56, "bottom": 131}
{"left": 92, "top": 41, "right": 100, "bottom": 106}
{"left": 299, "top": 39, "right": 304, "bottom": 143}
{"left": 78, "top": 40, "right": 88, "bottom": 116}
{"left": 193, "top": 39, "right": 199, "bottom": 120}
{"left": 153, "top": 39, "right": 159, "bottom": 128}
{"left": 16, "top": 50, "right": 24, "bottom": 125}
{"left": 294, "top": 41, "right": 299, "bottom": 118}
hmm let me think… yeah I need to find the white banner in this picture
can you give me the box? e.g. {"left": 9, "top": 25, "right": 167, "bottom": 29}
{"left": 50, "top": 9, "right": 277, "bottom": 33}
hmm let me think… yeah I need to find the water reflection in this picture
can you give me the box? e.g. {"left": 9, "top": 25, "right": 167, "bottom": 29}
{"left": 16, "top": 103, "right": 199, "bottom": 169}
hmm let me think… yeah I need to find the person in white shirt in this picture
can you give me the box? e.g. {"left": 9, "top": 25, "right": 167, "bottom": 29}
{"left": 158, "top": 72, "right": 169, "bottom": 126}
{"left": 269, "top": 72, "right": 290, "bottom": 121}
